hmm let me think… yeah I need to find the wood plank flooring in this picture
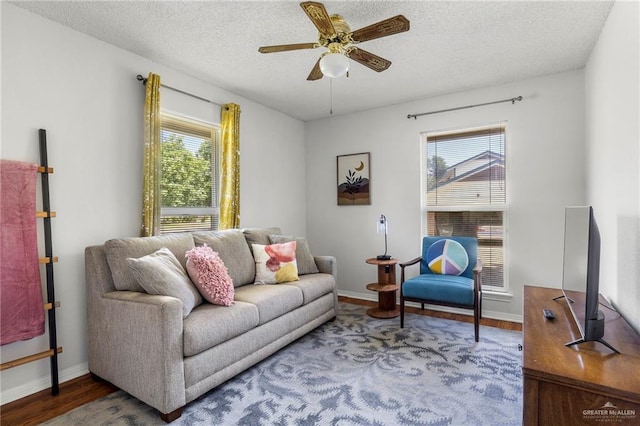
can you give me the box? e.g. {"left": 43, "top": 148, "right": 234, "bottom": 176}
{"left": 0, "top": 298, "right": 521, "bottom": 425}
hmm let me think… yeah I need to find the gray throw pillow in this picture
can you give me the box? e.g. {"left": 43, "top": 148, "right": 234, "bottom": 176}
{"left": 127, "top": 247, "right": 202, "bottom": 318}
{"left": 192, "top": 229, "right": 256, "bottom": 287}
{"left": 269, "top": 235, "right": 319, "bottom": 275}
{"left": 243, "top": 227, "right": 282, "bottom": 247}
{"left": 105, "top": 233, "right": 195, "bottom": 292}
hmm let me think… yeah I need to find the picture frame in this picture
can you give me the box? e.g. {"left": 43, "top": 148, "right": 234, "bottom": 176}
{"left": 337, "top": 152, "right": 370, "bottom": 205}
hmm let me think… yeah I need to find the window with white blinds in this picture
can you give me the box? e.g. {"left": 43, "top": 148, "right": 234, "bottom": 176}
{"left": 160, "top": 113, "right": 220, "bottom": 234}
{"left": 423, "top": 124, "right": 506, "bottom": 289}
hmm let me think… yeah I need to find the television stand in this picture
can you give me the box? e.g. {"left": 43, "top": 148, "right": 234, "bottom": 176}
{"left": 523, "top": 286, "right": 640, "bottom": 425}
{"left": 565, "top": 315, "right": 620, "bottom": 354}
{"left": 566, "top": 337, "right": 620, "bottom": 354}
{"left": 552, "top": 293, "right": 574, "bottom": 303}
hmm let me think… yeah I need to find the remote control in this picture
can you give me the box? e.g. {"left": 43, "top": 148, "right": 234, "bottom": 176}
{"left": 543, "top": 309, "right": 555, "bottom": 320}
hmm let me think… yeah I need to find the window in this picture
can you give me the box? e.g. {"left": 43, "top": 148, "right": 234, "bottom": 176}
{"left": 160, "top": 113, "right": 220, "bottom": 234}
{"left": 422, "top": 124, "right": 506, "bottom": 289}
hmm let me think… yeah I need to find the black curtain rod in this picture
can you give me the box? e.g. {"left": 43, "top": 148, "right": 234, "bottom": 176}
{"left": 136, "top": 74, "right": 224, "bottom": 108}
{"left": 407, "top": 96, "right": 523, "bottom": 120}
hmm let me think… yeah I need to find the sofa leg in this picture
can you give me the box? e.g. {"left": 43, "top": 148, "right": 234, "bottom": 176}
{"left": 160, "top": 407, "right": 183, "bottom": 423}
{"left": 90, "top": 372, "right": 107, "bottom": 383}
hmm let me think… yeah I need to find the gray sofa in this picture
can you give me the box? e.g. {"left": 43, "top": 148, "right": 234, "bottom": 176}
{"left": 84, "top": 227, "right": 337, "bottom": 422}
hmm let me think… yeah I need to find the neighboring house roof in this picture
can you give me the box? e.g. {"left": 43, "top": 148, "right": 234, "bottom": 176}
{"left": 428, "top": 150, "right": 506, "bottom": 206}
{"left": 438, "top": 151, "right": 504, "bottom": 185}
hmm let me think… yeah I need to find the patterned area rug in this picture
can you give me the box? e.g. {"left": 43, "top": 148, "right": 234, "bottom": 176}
{"left": 45, "top": 303, "right": 523, "bottom": 425}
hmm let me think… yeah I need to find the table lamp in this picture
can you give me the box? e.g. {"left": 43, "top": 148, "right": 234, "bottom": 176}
{"left": 377, "top": 214, "right": 391, "bottom": 260}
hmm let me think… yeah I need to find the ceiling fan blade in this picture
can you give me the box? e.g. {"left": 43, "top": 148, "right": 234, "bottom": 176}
{"left": 350, "top": 15, "right": 410, "bottom": 43}
{"left": 258, "top": 43, "right": 319, "bottom": 54}
{"left": 347, "top": 48, "right": 391, "bottom": 72}
{"left": 300, "top": 2, "right": 336, "bottom": 36}
{"left": 307, "top": 58, "right": 324, "bottom": 81}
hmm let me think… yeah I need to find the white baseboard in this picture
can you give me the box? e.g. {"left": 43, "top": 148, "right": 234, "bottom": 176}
{"left": 338, "top": 290, "right": 522, "bottom": 324}
{"left": 0, "top": 362, "right": 89, "bottom": 405}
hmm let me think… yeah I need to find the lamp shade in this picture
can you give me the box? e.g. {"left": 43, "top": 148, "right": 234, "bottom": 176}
{"left": 377, "top": 214, "right": 388, "bottom": 234}
{"left": 319, "top": 52, "right": 349, "bottom": 78}
{"left": 376, "top": 214, "right": 391, "bottom": 260}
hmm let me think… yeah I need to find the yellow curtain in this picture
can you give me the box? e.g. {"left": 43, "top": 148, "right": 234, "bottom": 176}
{"left": 219, "top": 103, "right": 241, "bottom": 229}
{"left": 141, "top": 73, "right": 161, "bottom": 237}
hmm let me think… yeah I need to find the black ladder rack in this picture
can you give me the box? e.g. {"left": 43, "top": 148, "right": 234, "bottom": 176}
{"left": 0, "top": 129, "right": 62, "bottom": 395}
{"left": 38, "top": 129, "right": 60, "bottom": 395}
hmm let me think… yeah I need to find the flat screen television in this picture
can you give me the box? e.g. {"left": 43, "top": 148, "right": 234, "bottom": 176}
{"left": 559, "top": 206, "right": 619, "bottom": 353}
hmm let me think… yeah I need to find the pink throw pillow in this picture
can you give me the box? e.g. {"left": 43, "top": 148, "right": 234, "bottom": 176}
{"left": 185, "top": 245, "right": 234, "bottom": 306}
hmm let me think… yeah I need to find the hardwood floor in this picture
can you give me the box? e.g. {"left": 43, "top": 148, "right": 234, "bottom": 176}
{"left": 342, "top": 296, "right": 522, "bottom": 332}
{"left": 0, "top": 298, "right": 521, "bottom": 425}
{"left": 0, "top": 374, "right": 118, "bottom": 426}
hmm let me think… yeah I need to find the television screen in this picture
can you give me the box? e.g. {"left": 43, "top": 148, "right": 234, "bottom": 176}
{"left": 560, "top": 206, "right": 619, "bottom": 353}
{"left": 561, "top": 206, "right": 590, "bottom": 334}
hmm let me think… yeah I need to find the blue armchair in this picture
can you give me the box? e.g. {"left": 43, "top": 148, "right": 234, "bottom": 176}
{"left": 400, "top": 236, "right": 483, "bottom": 342}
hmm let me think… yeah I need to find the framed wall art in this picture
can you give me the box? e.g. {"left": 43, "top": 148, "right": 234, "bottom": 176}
{"left": 337, "top": 152, "right": 370, "bottom": 205}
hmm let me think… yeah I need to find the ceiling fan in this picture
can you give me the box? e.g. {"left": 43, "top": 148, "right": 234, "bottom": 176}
{"left": 258, "top": 1, "right": 410, "bottom": 81}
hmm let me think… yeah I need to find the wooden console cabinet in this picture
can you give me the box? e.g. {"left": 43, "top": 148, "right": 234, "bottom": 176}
{"left": 523, "top": 286, "right": 640, "bottom": 425}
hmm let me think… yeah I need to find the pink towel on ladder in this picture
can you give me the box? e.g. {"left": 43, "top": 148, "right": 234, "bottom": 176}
{"left": 0, "top": 159, "right": 45, "bottom": 345}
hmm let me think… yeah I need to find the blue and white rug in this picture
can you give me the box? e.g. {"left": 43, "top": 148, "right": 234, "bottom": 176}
{"left": 46, "top": 303, "right": 523, "bottom": 425}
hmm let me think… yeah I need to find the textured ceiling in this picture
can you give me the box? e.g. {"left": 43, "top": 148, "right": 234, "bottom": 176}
{"left": 13, "top": 1, "right": 614, "bottom": 121}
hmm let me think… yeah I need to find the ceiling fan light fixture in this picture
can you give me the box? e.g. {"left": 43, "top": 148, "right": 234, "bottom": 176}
{"left": 319, "top": 52, "right": 349, "bottom": 78}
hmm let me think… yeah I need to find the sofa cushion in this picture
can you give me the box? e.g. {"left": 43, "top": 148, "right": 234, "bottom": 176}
{"left": 105, "top": 233, "right": 195, "bottom": 292}
{"left": 269, "top": 235, "right": 320, "bottom": 275}
{"left": 192, "top": 229, "right": 256, "bottom": 287}
{"left": 243, "top": 227, "right": 282, "bottom": 247}
{"left": 183, "top": 301, "right": 259, "bottom": 357}
{"left": 283, "top": 273, "right": 335, "bottom": 305}
{"left": 252, "top": 242, "right": 299, "bottom": 284}
{"left": 126, "top": 247, "right": 202, "bottom": 318}
{"left": 234, "top": 284, "right": 303, "bottom": 325}
{"left": 185, "top": 245, "right": 234, "bottom": 306}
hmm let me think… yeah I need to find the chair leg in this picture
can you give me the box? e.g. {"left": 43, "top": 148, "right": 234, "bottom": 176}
{"left": 400, "top": 297, "right": 405, "bottom": 328}
{"left": 474, "top": 298, "right": 480, "bottom": 342}
{"left": 421, "top": 303, "right": 425, "bottom": 311}
{"left": 474, "top": 315, "right": 479, "bottom": 342}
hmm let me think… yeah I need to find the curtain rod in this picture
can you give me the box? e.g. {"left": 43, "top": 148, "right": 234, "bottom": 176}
{"left": 136, "top": 74, "right": 224, "bottom": 108}
{"left": 407, "top": 96, "right": 523, "bottom": 120}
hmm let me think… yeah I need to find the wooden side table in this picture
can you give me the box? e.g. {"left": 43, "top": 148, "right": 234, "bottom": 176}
{"left": 365, "top": 258, "right": 400, "bottom": 318}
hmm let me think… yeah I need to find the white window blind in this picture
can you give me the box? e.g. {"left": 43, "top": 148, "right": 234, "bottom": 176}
{"left": 425, "top": 126, "right": 505, "bottom": 207}
{"left": 160, "top": 113, "right": 220, "bottom": 234}
{"left": 423, "top": 124, "right": 506, "bottom": 288}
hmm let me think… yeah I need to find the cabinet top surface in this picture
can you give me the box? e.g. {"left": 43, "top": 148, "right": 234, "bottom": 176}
{"left": 523, "top": 285, "right": 640, "bottom": 401}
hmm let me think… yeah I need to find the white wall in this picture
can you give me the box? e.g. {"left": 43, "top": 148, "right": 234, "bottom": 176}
{"left": 2, "top": 0, "right": 636, "bottom": 407}
{"left": 306, "top": 70, "right": 587, "bottom": 322}
{"left": 0, "top": 3, "right": 305, "bottom": 403}
{"left": 585, "top": 0, "right": 640, "bottom": 332}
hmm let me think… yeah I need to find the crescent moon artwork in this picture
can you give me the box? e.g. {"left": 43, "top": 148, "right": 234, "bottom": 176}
{"left": 336, "top": 152, "right": 370, "bottom": 205}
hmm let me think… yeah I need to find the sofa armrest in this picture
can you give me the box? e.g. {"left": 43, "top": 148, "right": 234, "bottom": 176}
{"left": 87, "top": 290, "right": 186, "bottom": 415}
{"left": 314, "top": 255, "right": 337, "bottom": 279}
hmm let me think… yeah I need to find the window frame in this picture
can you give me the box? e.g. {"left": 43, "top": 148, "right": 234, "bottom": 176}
{"left": 420, "top": 123, "right": 509, "bottom": 293}
{"left": 159, "top": 111, "right": 221, "bottom": 234}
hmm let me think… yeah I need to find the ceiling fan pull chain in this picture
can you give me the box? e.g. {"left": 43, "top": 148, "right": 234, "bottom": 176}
{"left": 330, "top": 78, "right": 333, "bottom": 115}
